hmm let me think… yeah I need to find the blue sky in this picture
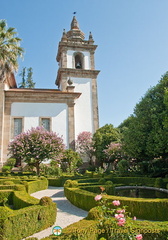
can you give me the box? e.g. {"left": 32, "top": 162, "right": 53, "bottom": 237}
{"left": 1, "top": 0, "right": 168, "bottom": 127}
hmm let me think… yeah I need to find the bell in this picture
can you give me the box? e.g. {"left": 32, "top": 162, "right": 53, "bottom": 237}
{"left": 76, "top": 62, "right": 81, "bottom": 68}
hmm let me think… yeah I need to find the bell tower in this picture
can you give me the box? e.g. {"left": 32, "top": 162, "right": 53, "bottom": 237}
{"left": 56, "top": 16, "right": 100, "bottom": 137}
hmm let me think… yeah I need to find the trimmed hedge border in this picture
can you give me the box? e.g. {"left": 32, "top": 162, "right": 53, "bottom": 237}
{"left": 26, "top": 178, "right": 48, "bottom": 194}
{"left": 0, "top": 177, "right": 56, "bottom": 240}
{"left": 0, "top": 202, "right": 56, "bottom": 240}
{"left": 64, "top": 181, "right": 168, "bottom": 221}
{"left": 41, "top": 213, "right": 168, "bottom": 240}
{"left": 13, "top": 190, "right": 39, "bottom": 209}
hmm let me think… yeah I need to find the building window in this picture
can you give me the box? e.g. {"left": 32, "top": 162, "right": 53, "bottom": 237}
{"left": 41, "top": 118, "right": 51, "bottom": 131}
{"left": 14, "top": 118, "right": 22, "bottom": 137}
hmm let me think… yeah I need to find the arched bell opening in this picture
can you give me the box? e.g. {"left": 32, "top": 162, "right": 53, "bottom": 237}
{"left": 73, "top": 52, "right": 84, "bottom": 69}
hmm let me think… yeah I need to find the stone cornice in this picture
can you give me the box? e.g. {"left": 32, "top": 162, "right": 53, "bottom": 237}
{"left": 5, "top": 88, "right": 81, "bottom": 103}
{"left": 56, "top": 68, "right": 100, "bottom": 86}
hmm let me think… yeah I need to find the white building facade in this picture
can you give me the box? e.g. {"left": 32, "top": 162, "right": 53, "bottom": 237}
{"left": 0, "top": 16, "right": 100, "bottom": 165}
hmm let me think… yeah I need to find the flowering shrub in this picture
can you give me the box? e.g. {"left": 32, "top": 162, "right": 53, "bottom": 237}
{"left": 75, "top": 131, "right": 95, "bottom": 163}
{"left": 8, "top": 127, "right": 65, "bottom": 175}
{"left": 94, "top": 187, "right": 143, "bottom": 240}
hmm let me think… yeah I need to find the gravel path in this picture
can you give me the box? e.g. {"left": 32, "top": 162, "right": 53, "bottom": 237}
{"left": 24, "top": 186, "right": 88, "bottom": 240}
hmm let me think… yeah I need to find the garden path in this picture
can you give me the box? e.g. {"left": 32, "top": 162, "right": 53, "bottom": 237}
{"left": 24, "top": 186, "right": 88, "bottom": 240}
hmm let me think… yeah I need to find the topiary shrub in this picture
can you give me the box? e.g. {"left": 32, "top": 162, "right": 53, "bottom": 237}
{"left": 40, "top": 196, "right": 53, "bottom": 206}
{"left": 64, "top": 180, "right": 78, "bottom": 188}
{"left": 87, "top": 206, "right": 104, "bottom": 220}
{"left": 105, "top": 181, "right": 113, "bottom": 185}
{"left": 98, "top": 178, "right": 106, "bottom": 184}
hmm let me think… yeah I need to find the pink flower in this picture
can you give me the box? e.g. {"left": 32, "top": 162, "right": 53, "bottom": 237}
{"left": 94, "top": 195, "right": 102, "bottom": 201}
{"left": 112, "top": 200, "right": 120, "bottom": 206}
{"left": 115, "top": 214, "right": 120, "bottom": 219}
{"left": 133, "top": 216, "right": 137, "bottom": 220}
{"left": 115, "top": 213, "right": 125, "bottom": 219}
{"left": 117, "top": 218, "right": 126, "bottom": 226}
{"left": 119, "top": 213, "right": 125, "bottom": 218}
{"left": 117, "top": 209, "right": 125, "bottom": 213}
{"left": 136, "top": 234, "right": 143, "bottom": 240}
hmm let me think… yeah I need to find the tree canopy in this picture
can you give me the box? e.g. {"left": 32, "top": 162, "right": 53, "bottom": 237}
{"left": 19, "top": 67, "right": 35, "bottom": 88}
{"left": 0, "top": 20, "right": 23, "bottom": 81}
{"left": 121, "top": 72, "right": 168, "bottom": 161}
{"left": 93, "top": 124, "right": 121, "bottom": 164}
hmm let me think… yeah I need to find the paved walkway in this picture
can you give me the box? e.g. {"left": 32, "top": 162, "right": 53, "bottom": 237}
{"left": 24, "top": 187, "right": 88, "bottom": 240}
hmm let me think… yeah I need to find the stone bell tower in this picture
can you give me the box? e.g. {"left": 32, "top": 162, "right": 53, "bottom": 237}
{"left": 56, "top": 16, "right": 100, "bottom": 137}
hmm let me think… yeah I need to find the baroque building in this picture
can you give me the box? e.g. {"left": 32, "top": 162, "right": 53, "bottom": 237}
{"left": 0, "top": 16, "right": 100, "bottom": 166}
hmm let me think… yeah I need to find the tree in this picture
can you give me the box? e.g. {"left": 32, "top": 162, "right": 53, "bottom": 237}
{"left": 60, "top": 149, "right": 82, "bottom": 173}
{"left": 26, "top": 67, "right": 35, "bottom": 88}
{"left": 18, "top": 67, "right": 26, "bottom": 88}
{"left": 8, "top": 126, "right": 65, "bottom": 175}
{"left": 19, "top": 67, "right": 35, "bottom": 88}
{"left": 0, "top": 20, "right": 23, "bottom": 81}
{"left": 75, "top": 131, "right": 95, "bottom": 164}
{"left": 104, "top": 142, "right": 123, "bottom": 170}
{"left": 93, "top": 124, "right": 121, "bottom": 165}
{"left": 122, "top": 72, "right": 168, "bottom": 162}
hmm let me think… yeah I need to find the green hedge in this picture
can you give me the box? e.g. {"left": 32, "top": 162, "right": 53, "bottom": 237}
{"left": 0, "top": 184, "right": 25, "bottom": 191}
{"left": 41, "top": 217, "right": 168, "bottom": 240}
{"left": 107, "top": 177, "right": 156, "bottom": 187}
{"left": 81, "top": 185, "right": 115, "bottom": 195}
{"left": 64, "top": 187, "right": 96, "bottom": 211}
{"left": 0, "top": 190, "right": 13, "bottom": 205}
{"left": 26, "top": 178, "right": 48, "bottom": 194}
{"left": 42, "top": 219, "right": 99, "bottom": 240}
{"left": 13, "top": 190, "right": 39, "bottom": 209}
{"left": 0, "top": 177, "right": 56, "bottom": 240}
{"left": 0, "top": 201, "right": 56, "bottom": 240}
{"left": 0, "top": 178, "right": 22, "bottom": 185}
{"left": 101, "top": 218, "right": 168, "bottom": 240}
{"left": 48, "top": 176, "right": 82, "bottom": 187}
{"left": 64, "top": 186, "right": 168, "bottom": 221}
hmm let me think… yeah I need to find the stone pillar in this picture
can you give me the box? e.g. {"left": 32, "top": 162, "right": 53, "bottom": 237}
{"left": 67, "top": 101, "right": 75, "bottom": 149}
{"left": 62, "top": 50, "right": 67, "bottom": 68}
{"left": 90, "top": 50, "right": 95, "bottom": 70}
{"left": 92, "top": 78, "right": 99, "bottom": 132}
{"left": 3, "top": 101, "right": 11, "bottom": 163}
{"left": 0, "top": 82, "right": 4, "bottom": 166}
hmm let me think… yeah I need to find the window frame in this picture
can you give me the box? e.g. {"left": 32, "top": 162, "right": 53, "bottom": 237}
{"left": 39, "top": 117, "right": 51, "bottom": 132}
{"left": 11, "top": 117, "right": 24, "bottom": 138}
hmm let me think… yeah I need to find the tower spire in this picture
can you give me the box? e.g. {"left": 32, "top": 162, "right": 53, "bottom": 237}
{"left": 71, "top": 16, "right": 79, "bottom": 30}
{"left": 66, "top": 16, "right": 84, "bottom": 40}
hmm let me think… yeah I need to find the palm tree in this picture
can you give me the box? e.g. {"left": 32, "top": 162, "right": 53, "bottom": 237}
{"left": 0, "top": 20, "right": 24, "bottom": 81}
